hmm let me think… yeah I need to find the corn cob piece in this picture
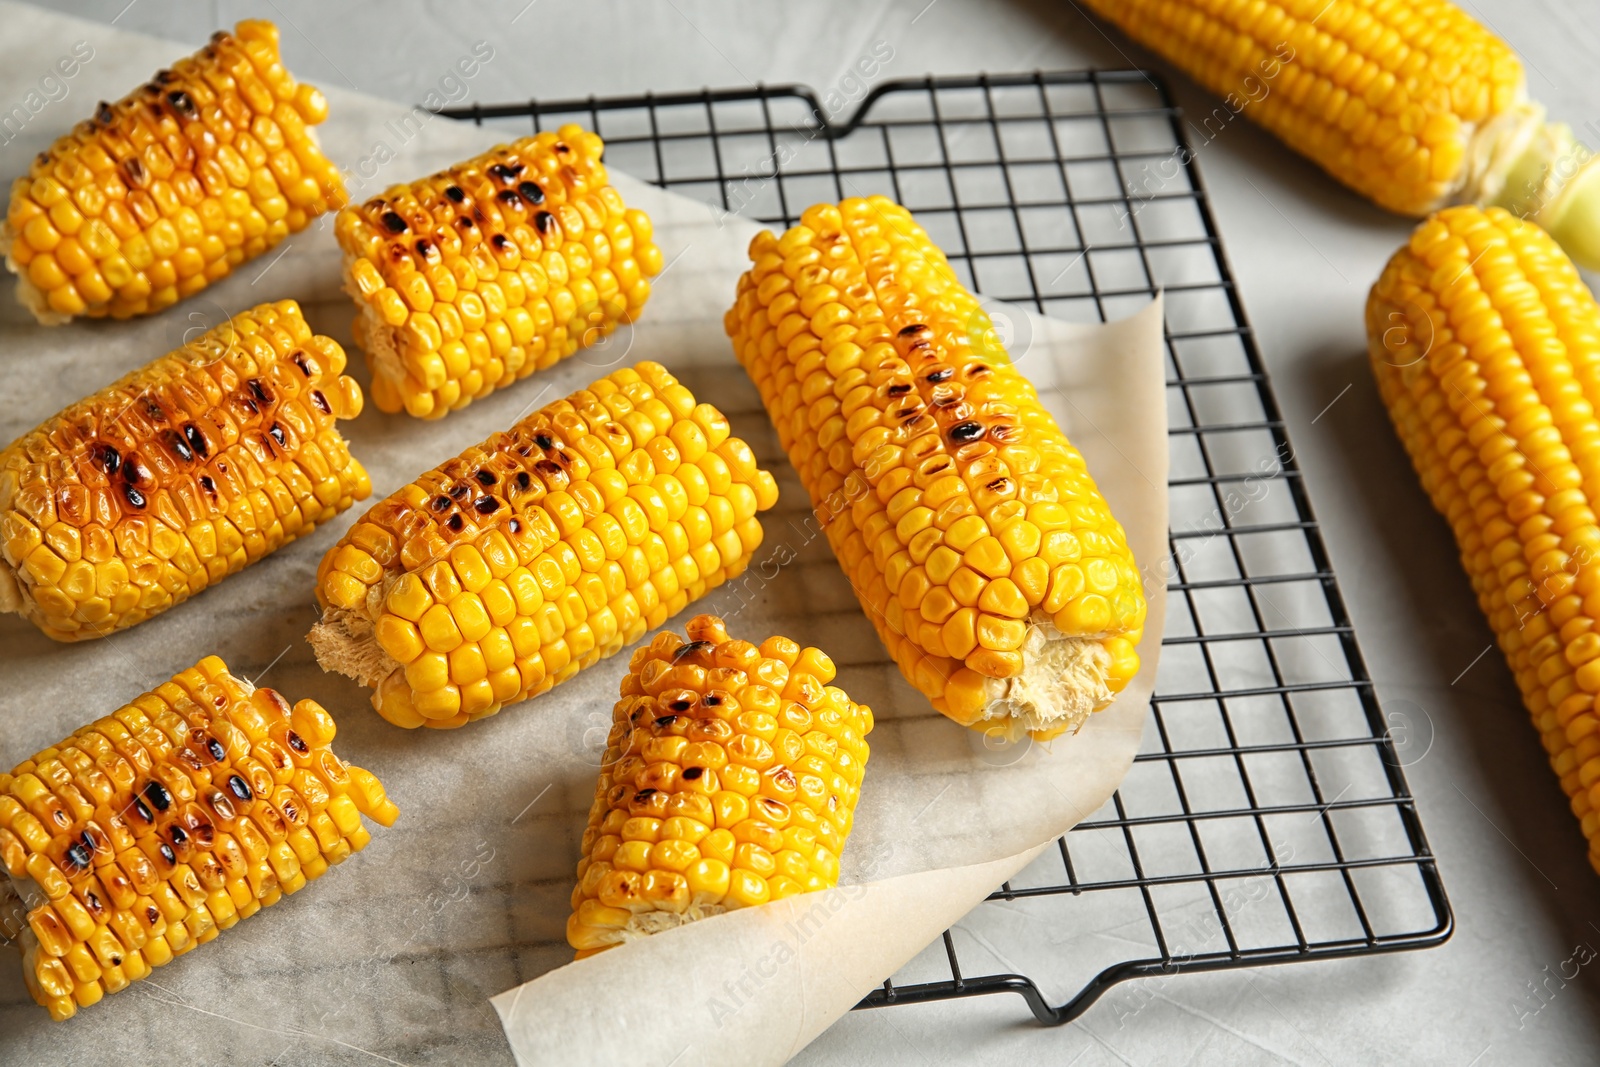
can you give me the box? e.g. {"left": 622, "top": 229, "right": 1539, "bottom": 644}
{"left": 2, "top": 20, "right": 345, "bottom": 324}
{"left": 726, "top": 198, "right": 1144, "bottom": 740}
{"left": 307, "top": 362, "right": 779, "bottom": 729}
{"left": 1369, "top": 205, "right": 1600, "bottom": 872}
{"left": 0, "top": 300, "right": 369, "bottom": 642}
{"left": 335, "top": 125, "right": 663, "bottom": 419}
{"left": 0, "top": 655, "right": 399, "bottom": 1020}
{"left": 567, "top": 613, "right": 871, "bottom": 956}
{"left": 1078, "top": 0, "right": 1600, "bottom": 270}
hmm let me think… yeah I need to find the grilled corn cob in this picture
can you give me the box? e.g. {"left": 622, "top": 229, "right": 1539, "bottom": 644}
{"left": 335, "top": 125, "right": 663, "bottom": 419}
{"left": 1370, "top": 205, "right": 1600, "bottom": 872}
{"left": 726, "top": 198, "right": 1144, "bottom": 740}
{"left": 0, "top": 655, "right": 398, "bottom": 1020}
{"left": 567, "top": 613, "right": 871, "bottom": 956}
{"left": 308, "top": 362, "right": 779, "bottom": 729}
{"left": 1079, "top": 0, "right": 1600, "bottom": 270}
{"left": 2, "top": 20, "right": 345, "bottom": 323}
{"left": 0, "top": 300, "right": 369, "bottom": 642}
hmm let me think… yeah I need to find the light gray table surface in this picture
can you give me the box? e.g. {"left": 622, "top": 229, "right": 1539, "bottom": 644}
{"left": 7, "top": 2, "right": 1600, "bottom": 1064}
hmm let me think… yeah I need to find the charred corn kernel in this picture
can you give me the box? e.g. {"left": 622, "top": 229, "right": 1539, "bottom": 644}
{"left": 726, "top": 198, "right": 1145, "bottom": 740}
{"left": 335, "top": 125, "right": 664, "bottom": 419}
{"left": 309, "top": 363, "right": 779, "bottom": 728}
{"left": 0, "top": 300, "right": 369, "bottom": 641}
{"left": 1077, "top": 0, "right": 1600, "bottom": 270}
{"left": 1370, "top": 205, "right": 1600, "bottom": 871}
{"left": 0, "top": 657, "right": 394, "bottom": 1019}
{"left": 566, "top": 614, "right": 872, "bottom": 955}
{"left": 2, "top": 21, "right": 344, "bottom": 323}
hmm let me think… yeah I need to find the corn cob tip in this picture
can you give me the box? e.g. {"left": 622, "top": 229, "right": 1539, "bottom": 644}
{"left": 2, "top": 656, "right": 393, "bottom": 1018}
{"left": 335, "top": 126, "right": 662, "bottom": 419}
{"left": 567, "top": 613, "right": 872, "bottom": 956}
{"left": 0, "top": 300, "right": 370, "bottom": 642}
{"left": 727, "top": 196, "right": 1144, "bottom": 742}
{"left": 307, "top": 362, "right": 778, "bottom": 729}
{"left": 2, "top": 21, "right": 344, "bottom": 324}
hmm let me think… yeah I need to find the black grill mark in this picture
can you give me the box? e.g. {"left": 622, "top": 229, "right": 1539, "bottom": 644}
{"left": 474, "top": 497, "right": 499, "bottom": 514}
{"left": 143, "top": 781, "right": 172, "bottom": 812}
{"left": 380, "top": 210, "right": 407, "bottom": 233}
{"left": 948, "top": 421, "right": 984, "bottom": 443}
{"left": 518, "top": 180, "right": 544, "bottom": 205}
{"left": 183, "top": 423, "right": 210, "bottom": 458}
{"left": 445, "top": 185, "right": 465, "bottom": 202}
{"left": 89, "top": 443, "right": 121, "bottom": 475}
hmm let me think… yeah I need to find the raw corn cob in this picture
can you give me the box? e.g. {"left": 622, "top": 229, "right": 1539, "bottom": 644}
{"left": 1078, "top": 0, "right": 1600, "bottom": 270}
{"left": 1369, "top": 205, "right": 1600, "bottom": 872}
{"left": 335, "top": 125, "right": 663, "bottom": 418}
{"left": 2, "top": 20, "right": 345, "bottom": 323}
{"left": 307, "top": 362, "right": 779, "bottom": 729}
{"left": 0, "top": 300, "right": 369, "bottom": 642}
{"left": 0, "top": 655, "right": 399, "bottom": 1020}
{"left": 726, "top": 198, "right": 1145, "bottom": 740}
{"left": 567, "top": 613, "right": 872, "bottom": 956}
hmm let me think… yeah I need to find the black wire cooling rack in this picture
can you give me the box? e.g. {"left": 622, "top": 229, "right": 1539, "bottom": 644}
{"left": 444, "top": 69, "right": 1451, "bottom": 1028}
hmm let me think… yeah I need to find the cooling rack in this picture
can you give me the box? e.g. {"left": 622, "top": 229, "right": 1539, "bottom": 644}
{"left": 443, "top": 69, "right": 1451, "bottom": 1028}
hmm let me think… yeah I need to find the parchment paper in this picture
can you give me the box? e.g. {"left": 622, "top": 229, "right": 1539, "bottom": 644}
{"left": 0, "top": 6, "right": 1166, "bottom": 1065}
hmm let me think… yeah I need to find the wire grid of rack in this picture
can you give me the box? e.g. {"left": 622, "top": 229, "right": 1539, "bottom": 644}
{"left": 443, "top": 69, "right": 1451, "bottom": 1027}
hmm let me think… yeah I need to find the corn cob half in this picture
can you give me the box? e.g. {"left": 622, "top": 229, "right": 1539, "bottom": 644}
{"left": 2, "top": 20, "right": 345, "bottom": 323}
{"left": 567, "top": 613, "right": 871, "bottom": 956}
{"left": 1369, "top": 205, "right": 1600, "bottom": 871}
{"left": 308, "top": 362, "right": 779, "bottom": 729}
{"left": 0, "top": 300, "right": 369, "bottom": 642}
{"left": 0, "top": 656, "right": 399, "bottom": 1020}
{"left": 335, "top": 125, "right": 664, "bottom": 418}
{"left": 1079, "top": 0, "right": 1600, "bottom": 270}
{"left": 726, "top": 198, "right": 1144, "bottom": 740}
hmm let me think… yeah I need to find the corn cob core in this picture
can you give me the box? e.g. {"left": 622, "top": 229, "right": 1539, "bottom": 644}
{"left": 1, "top": 20, "right": 345, "bottom": 324}
{"left": 308, "top": 362, "right": 780, "bottom": 729}
{"left": 1369, "top": 205, "right": 1600, "bottom": 873}
{"left": 335, "top": 125, "right": 664, "bottom": 419}
{"left": 0, "top": 300, "right": 370, "bottom": 642}
{"left": 0, "top": 655, "right": 399, "bottom": 1020}
{"left": 567, "top": 613, "right": 871, "bottom": 956}
{"left": 726, "top": 198, "right": 1144, "bottom": 740}
{"left": 1079, "top": 0, "right": 1600, "bottom": 270}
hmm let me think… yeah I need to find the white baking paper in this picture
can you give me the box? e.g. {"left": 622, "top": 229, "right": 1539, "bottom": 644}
{"left": 0, "top": 6, "right": 1166, "bottom": 1065}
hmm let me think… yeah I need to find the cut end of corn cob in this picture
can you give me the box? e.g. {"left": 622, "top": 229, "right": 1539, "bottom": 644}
{"left": 307, "top": 362, "right": 779, "bottom": 729}
{"left": 0, "top": 655, "right": 397, "bottom": 1020}
{"left": 726, "top": 198, "right": 1145, "bottom": 741}
{"left": 1, "top": 20, "right": 345, "bottom": 324}
{"left": 0, "top": 299, "right": 370, "bottom": 642}
{"left": 1368, "top": 204, "right": 1600, "bottom": 870}
{"left": 567, "top": 614, "right": 871, "bottom": 956}
{"left": 334, "top": 124, "right": 664, "bottom": 419}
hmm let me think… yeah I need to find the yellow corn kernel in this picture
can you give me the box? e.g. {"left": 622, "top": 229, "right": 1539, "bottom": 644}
{"left": 2, "top": 22, "right": 344, "bottom": 323}
{"left": 566, "top": 614, "right": 871, "bottom": 955}
{"left": 726, "top": 198, "right": 1145, "bottom": 739}
{"left": 2, "top": 656, "right": 393, "bottom": 1020}
{"left": 308, "top": 363, "right": 779, "bottom": 729}
{"left": 0, "top": 301, "right": 368, "bottom": 642}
